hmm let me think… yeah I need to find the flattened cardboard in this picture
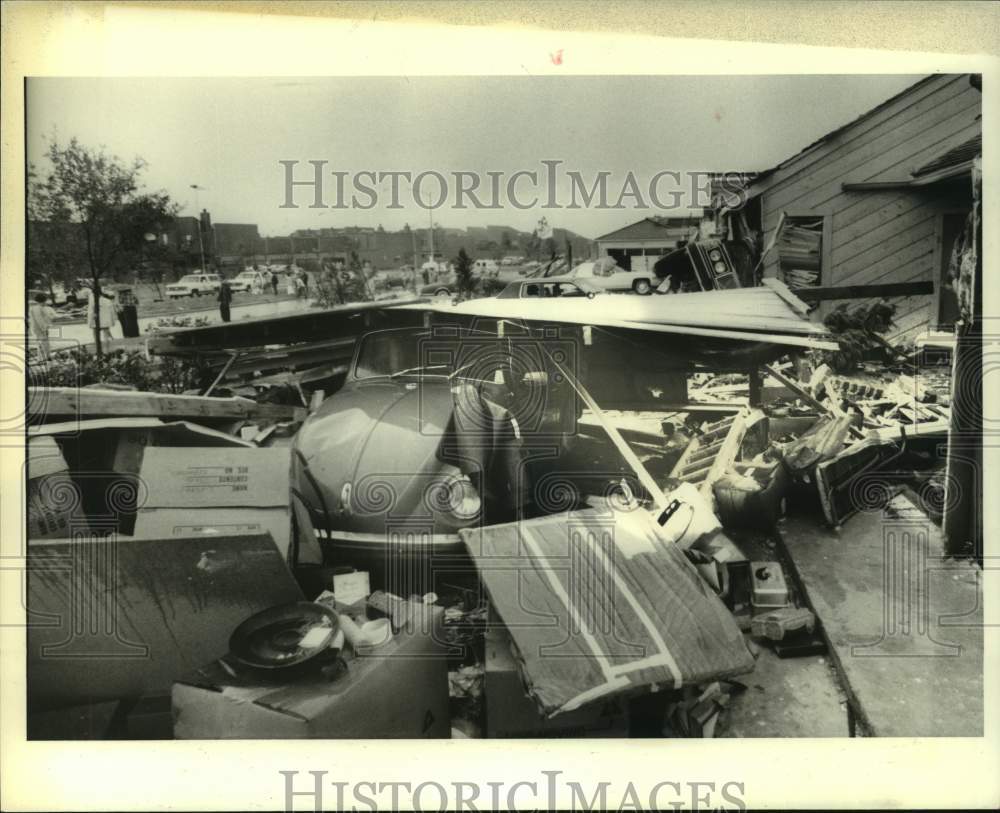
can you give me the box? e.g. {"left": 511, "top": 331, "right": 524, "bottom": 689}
{"left": 26, "top": 532, "right": 304, "bottom": 712}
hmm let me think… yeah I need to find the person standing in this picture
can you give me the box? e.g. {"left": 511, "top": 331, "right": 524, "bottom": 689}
{"left": 86, "top": 284, "right": 117, "bottom": 346}
{"left": 28, "top": 293, "right": 57, "bottom": 360}
{"left": 270, "top": 269, "right": 278, "bottom": 295}
{"left": 218, "top": 280, "right": 233, "bottom": 323}
{"left": 285, "top": 271, "right": 296, "bottom": 297}
{"left": 295, "top": 273, "right": 306, "bottom": 299}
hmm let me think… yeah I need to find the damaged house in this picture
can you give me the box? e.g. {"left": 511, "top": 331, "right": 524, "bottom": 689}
{"left": 715, "top": 73, "right": 982, "bottom": 342}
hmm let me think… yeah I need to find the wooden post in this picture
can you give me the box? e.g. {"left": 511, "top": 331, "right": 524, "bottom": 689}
{"left": 943, "top": 156, "right": 981, "bottom": 561}
{"left": 748, "top": 368, "right": 763, "bottom": 406}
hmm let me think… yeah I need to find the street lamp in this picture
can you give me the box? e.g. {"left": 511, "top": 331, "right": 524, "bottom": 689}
{"left": 190, "top": 184, "right": 208, "bottom": 272}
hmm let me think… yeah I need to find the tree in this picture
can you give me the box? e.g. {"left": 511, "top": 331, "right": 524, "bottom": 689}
{"left": 453, "top": 248, "right": 474, "bottom": 299}
{"left": 28, "top": 137, "right": 176, "bottom": 356}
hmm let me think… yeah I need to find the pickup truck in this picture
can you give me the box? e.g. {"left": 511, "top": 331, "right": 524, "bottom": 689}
{"left": 165, "top": 273, "right": 222, "bottom": 299}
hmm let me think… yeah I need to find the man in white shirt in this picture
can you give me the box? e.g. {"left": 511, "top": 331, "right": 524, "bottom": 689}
{"left": 28, "top": 292, "right": 56, "bottom": 360}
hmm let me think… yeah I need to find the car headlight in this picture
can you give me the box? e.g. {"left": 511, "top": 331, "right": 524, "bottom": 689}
{"left": 427, "top": 469, "right": 481, "bottom": 521}
{"left": 446, "top": 474, "right": 481, "bottom": 520}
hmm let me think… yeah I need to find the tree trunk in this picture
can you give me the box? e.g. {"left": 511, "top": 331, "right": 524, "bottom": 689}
{"left": 92, "top": 271, "right": 103, "bottom": 358}
{"left": 84, "top": 226, "right": 102, "bottom": 358}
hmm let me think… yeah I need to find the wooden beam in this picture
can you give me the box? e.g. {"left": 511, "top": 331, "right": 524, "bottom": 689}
{"left": 29, "top": 387, "right": 307, "bottom": 423}
{"left": 762, "top": 364, "right": 865, "bottom": 440}
{"left": 544, "top": 350, "right": 668, "bottom": 511}
{"left": 794, "top": 281, "right": 934, "bottom": 301}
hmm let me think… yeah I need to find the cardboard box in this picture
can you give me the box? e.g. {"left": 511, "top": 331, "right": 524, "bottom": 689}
{"left": 108, "top": 419, "right": 256, "bottom": 477}
{"left": 26, "top": 436, "right": 87, "bottom": 540}
{"left": 134, "top": 446, "right": 295, "bottom": 561}
{"left": 172, "top": 603, "right": 450, "bottom": 739}
{"left": 27, "top": 532, "right": 304, "bottom": 712}
{"left": 484, "top": 627, "right": 628, "bottom": 738}
{"left": 689, "top": 529, "right": 752, "bottom": 610}
{"left": 751, "top": 561, "right": 791, "bottom": 609}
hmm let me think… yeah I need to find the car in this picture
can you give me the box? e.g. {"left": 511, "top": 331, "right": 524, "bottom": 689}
{"left": 420, "top": 279, "right": 459, "bottom": 298}
{"left": 290, "top": 326, "right": 551, "bottom": 588}
{"left": 570, "top": 257, "right": 657, "bottom": 294}
{"left": 228, "top": 270, "right": 268, "bottom": 293}
{"left": 165, "top": 273, "right": 222, "bottom": 299}
{"left": 496, "top": 275, "right": 600, "bottom": 299}
{"left": 472, "top": 259, "right": 500, "bottom": 277}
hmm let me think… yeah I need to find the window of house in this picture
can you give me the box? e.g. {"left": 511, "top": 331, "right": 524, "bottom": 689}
{"left": 777, "top": 216, "right": 823, "bottom": 289}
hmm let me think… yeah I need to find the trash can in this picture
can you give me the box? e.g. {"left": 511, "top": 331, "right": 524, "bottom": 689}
{"left": 117, "top": 288, "right": 140, "bottom": 338}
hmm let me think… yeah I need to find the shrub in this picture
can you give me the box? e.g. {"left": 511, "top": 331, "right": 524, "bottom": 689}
{"left": 39, "top": 347, "right": 207, "bottom": 393}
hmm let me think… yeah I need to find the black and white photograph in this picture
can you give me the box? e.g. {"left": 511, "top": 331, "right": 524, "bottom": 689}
{"left": 1, "top": 3, "right": 997, "bottom": 811}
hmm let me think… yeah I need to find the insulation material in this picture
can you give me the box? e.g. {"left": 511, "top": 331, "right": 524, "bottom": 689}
{"left": 778, "top": 219, "right": 823, "bottom": 289}
{"left": 460, "top": 509, "right": 753, "bottom": 717}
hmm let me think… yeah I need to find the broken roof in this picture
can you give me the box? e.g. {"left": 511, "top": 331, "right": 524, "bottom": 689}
{"left": 405, "top": 279, "right": 837, "bottom": 351}
{"left": 912, "top": 132, "right": 982, "bottom": 177}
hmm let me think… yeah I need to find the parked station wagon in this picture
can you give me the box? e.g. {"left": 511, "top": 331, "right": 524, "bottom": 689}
{"left": 166, "top": 273, "right": 222, "bottom": 299}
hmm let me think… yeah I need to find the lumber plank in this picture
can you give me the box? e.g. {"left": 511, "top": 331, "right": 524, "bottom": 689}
{"left": 794, "top": 281, "right": 934, "bottom": 301}
{"left": 28, "top": 387, "right": 307, "bottom": 422}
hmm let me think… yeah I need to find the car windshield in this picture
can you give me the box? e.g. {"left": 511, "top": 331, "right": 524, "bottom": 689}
{"left": 354, "top": 330, "right": 454, "bottom": 379}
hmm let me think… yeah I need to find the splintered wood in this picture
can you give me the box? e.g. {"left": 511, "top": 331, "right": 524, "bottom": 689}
{"left": 668, "top": 411, "right": 749, "bottom": 499}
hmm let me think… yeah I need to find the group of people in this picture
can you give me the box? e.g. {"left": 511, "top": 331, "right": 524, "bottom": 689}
{"left": 28, "top": 281, "right": 119, "bottom": 360}
{"left": 285, "top": 268, "right": 309, "bottom": 298}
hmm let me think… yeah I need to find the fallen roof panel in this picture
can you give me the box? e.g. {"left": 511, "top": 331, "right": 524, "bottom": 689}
{"left": 461, "top": 509, "right": 754, "bottom": 716}
{"left": 147, "top": 297, "right": 427, "bottom": 353}
{"left": 405, "top": 285, "right": 836, "bottom": 351}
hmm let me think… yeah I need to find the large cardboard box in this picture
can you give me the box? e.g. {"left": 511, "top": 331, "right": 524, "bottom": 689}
{"left": 134, "top": 446, "right": 295, "bottom": 560}
{"left": 172, "top": 603, "right": 450, "bottom": 739}
{"left": 485, "top": 627, "right": 628, "bottom": 738}
{"left": 27, "top": 532, "right": 304, "bottom": 712}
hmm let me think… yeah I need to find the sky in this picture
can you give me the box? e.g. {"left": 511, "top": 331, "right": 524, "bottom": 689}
{"left": 26, "top": 75, "right": 922, "bottom": 239}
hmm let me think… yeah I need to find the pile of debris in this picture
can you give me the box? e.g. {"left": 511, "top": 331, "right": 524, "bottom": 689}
{"left": 22, "top": 282, "right": 963, "bottom": 741}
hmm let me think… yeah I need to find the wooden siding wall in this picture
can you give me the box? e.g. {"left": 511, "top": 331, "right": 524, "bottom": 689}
{"left": 755, "top": 75, "right": 981, "bottom": 342}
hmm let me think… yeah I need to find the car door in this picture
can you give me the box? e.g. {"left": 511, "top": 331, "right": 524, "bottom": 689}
{"left": 606, "top": 265, "right": 642, "bottom": 290}
{"left": 581, "top": 263, "right": 614, "bottom": 291}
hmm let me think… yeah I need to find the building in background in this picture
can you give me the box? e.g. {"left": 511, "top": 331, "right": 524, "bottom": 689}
{"left": 595, "top": 215, "right": 702, "bottom": 272}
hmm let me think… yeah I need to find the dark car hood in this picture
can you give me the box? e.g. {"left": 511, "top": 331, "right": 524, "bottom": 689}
{"left": 292, "top": 377, "right": 460, "bottom": 531}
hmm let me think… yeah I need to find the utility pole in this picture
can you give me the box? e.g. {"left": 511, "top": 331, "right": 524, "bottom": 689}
{"left": 191, "top": 184, "right": 207, "bottom": 272}
{"left": 428, "top": 207, "right": 435, "bottom": 267}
